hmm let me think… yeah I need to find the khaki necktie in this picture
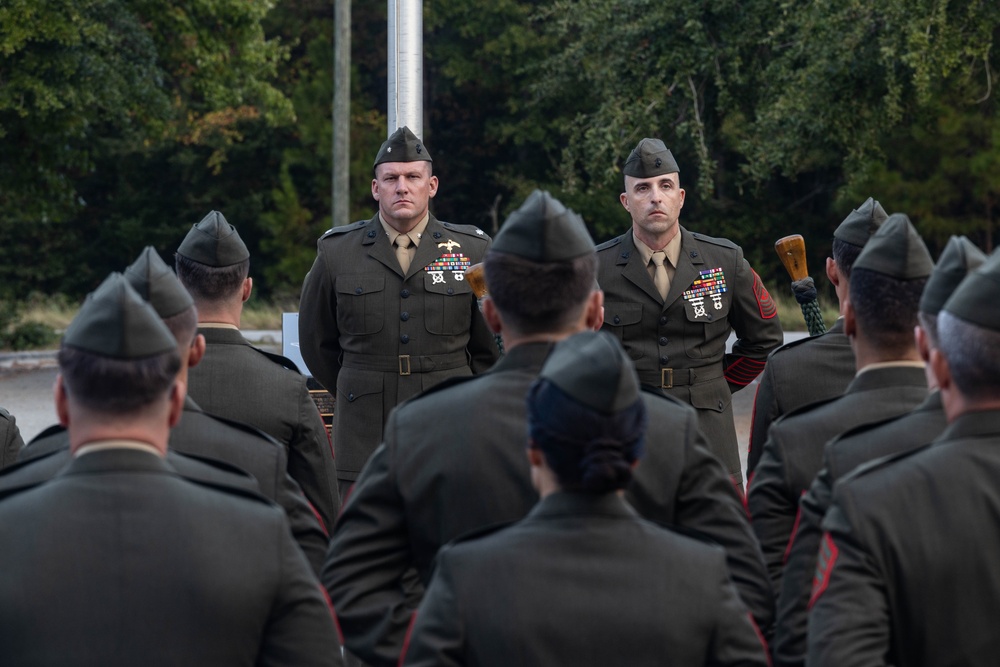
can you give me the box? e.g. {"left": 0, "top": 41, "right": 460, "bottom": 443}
{"left": 395, "top": 234, "right": 412, "bottom": 273}
{"left": 651, "top": 251, "right": 669, "bottom": 300}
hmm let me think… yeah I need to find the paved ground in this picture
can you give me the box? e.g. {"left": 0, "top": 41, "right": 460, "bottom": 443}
{"left": 0, "top": 330, "right": 805, "bottom": 481}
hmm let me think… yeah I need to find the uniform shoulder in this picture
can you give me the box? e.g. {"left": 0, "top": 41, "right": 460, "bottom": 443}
{"left": 319, "top": 218, "right": 371, "bottom": 240}
{"left": 766, "top": 331, "right": 840, "bottom": 360}
{"left": 595, "top": 234, "right": 626, "bottom": 253}
{"left": 640, "top": 386, "right": 697, "bottom": 415}
{"left": 190, "top": 409, "right": 283, "bottom": 448}
{"left": 436, "top": 220, "right": 492, "bottom": 242}
{"left": 689, "top": 230, "right": 740, "bottom": 251}
{"left": 257, "top": 349, "right": 303, "bottom": 373}
{"left": 395, "top": 373, "right": 481, "bottom": 409}
{"left": 0, "top": 407, "right": 12, "bottom": 421}
{"left": 0, "top": 448, "right": 69, "bottom": 500}
{"left": 835, "top": 443, "right": 934, "bottom": 494}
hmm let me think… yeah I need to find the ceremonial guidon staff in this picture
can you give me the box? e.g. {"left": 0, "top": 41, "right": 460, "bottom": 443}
{"left": 775, "top": 234, "right": 828, "bottom": 336}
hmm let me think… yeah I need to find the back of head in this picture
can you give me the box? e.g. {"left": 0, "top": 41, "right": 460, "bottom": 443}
{"left": 124, "top": 246, "right": 198, "bottom": 347}
{"left": 938, "top": 248, "right": 1000, "bottom": 401}
{"left": 527, "top": 331, "right": 647, "bottom": 494}
{"left": 832, "top": 197, "right": 889, "bottom": 277}
{"left": 175, "top": 211, "right": 250, "bottom": 302}
{"left": 848, "top": 213, "right": 933, "bottom": 354}
{"left": 485, "top": 190, "right": 597, "bottom": 334}
{"left": 917, "top": 236, "right": 987, "bottom": 347}
{"left": 60, "top": 274, "right": 181, "bottom": 416}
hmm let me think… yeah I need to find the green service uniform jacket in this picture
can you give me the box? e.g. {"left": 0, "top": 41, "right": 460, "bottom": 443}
{"left": 402, "top": 492, "right": 769, "bottom": 667}
{"left": 0, "top": 407, "right": 25, "bottom": 470}
{"left": 747, "top": 319, "right": 855, "bottom": 477}
{"left": 597, "top": 226, "right": 783, "bottom": 477}
{"left": 774, "top": 391, "right": 945, "bottom": 667}
{"left": 0, "top": 448, "right": 341, "bottom": 667}
{"left": 809, "top": 410, "right": 1000, "bottom": 667}
{"left": 187, "top": 326, "right": 340, "bottom": 530}
{"left": 747, "top": 365, "right": 928, "bottom": 595}
{"left": 298, "top": 214, "right": 499, "bottom": 482}
{"left": 324, "top": 342, "right": 773, "bottom": 667}
{"left": 20, "top": 395, "right": 331, "bottom": 577}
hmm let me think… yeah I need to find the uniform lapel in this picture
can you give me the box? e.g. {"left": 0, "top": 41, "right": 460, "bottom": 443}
{"left": 662, "top": 227, "right": 704, "bottom": 310}
{"left": 617, "top": 234, "right": 662, "bottom": 304}
{"left": 361, "top": 215, "right": 404, "bottom": 277}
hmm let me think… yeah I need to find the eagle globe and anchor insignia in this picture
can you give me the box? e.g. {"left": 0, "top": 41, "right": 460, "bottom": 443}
{"left": 424, "top": 239, "right": 471, "bottom": 285}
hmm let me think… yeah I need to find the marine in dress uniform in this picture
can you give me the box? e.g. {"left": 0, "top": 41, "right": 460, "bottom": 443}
{"left": 324, "top": 191, "right": 773, "bottom": 667}
{"left": 298, "top": 127, "right": 499, "bottom": 492}
{"left": 0, "top": 274, "right": 340, "bottom": 667}
{"left": 747, "top": 214, "right": 933, "bottom": 595}
{"left": 17, "top": 246, "right": 331, "bottom": 576}
{"left": 808, "top": 248, "right": 1000, "bottom": 666}
{"left": 401, "top": 331, "right": 769, "bottom": 667}
{"left": 597, "top": 138, "right": 783, "bottom": 483}
{"left": 772, "top": 235, "right": 985, "bottom": 667}
{"left": 176, "top": 213, "right": 341, "bottom": 531}
{"left": 0, "top": 407, "right": 24, "bottom": 469}
{"left": 747, "top": 198, "right": 888, "bottom": 477}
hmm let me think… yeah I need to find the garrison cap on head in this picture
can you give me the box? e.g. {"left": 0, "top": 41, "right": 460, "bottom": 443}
{"left": 539, "top": 331, "right": 640, "bottom": 414}
{"left": 919, "top": 236, "right": 986, "bottom": 315}
{"left": 942, "top": 247, "right": 1000, "bottom": 331}
{"left": 373, "top": 126, "right": 432, "bottom": 168}
{"left": 63, "top": 273, "right": 177, "bottom": 359}
{"left": 491, "top": 189, "right": 594, "bottom": 262}
{"left": 622, "top": 138, "right": 679, "bottom": 178}
{"left": 124, "top": 246, "right": 194, "bottom": 319}
{"left": 852, "top": 213, "right": 933, "bottom": 280}
{"left": 833, "top": 197, "right": 889, "bottom": 246}
{"left": 176, "top": 211, "right": 249, "bottom": 267}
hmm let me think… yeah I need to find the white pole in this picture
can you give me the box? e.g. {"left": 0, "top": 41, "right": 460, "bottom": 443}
{"left": 387, "top": 0, "right": 423, "bottom": 138}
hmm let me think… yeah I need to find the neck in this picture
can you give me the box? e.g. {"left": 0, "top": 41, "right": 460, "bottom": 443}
{"left": 633, "top": 223, "right": 679, "bottom": 252}
{"left": 852, "top": 338, "right": 922, "bottom": 371}
{"left": 501, "top": 325, "right": 586, "bottom": 352}
{"left": 194, "top": 302, "right": 241, "bottom": 328}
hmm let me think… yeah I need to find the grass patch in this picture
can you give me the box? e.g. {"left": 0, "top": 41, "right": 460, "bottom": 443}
{"left": 772, "top": 290, "right": 839, "bottom": 332}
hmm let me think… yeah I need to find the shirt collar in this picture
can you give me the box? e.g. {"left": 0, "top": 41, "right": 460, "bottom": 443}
{"left": 855, "top": 360, "right": 926, "bottom": 377}
{"left": 75, "top": 439, "right": 164, "bottom": 458}
{"left": 631, "top": 230, "right": 681, "bottom": 268}
{"left": 379, "top": 212, "right": 430, "bottom": 247}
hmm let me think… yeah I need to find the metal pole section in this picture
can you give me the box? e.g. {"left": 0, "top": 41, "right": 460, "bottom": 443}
{"left": 332, "top": 0, "right": 351, "bottom": 227}
{"left": 387, "top": 0, "right": 423, "bottom": 138}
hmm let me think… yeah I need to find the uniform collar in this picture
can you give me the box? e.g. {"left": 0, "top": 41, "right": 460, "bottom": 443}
{"left": 631, "top": 230, "right": 681, "bottom": 268}
{"left": 379, "top": 212, "right": 430, "bottom": 247}
{"left": 527, "top": 490, "right": 638, "bottom": 521}
{"left": 197, "top": 322, "right": 240, "bottom": 330}
{"left": 75, "top": 439, "right": 163, "bottom": 458}
{"left": 855, "top": 360, "right": 925, "bottom": 377}
{"left": 490, "top": 341, "right": 556, "bottom": 375}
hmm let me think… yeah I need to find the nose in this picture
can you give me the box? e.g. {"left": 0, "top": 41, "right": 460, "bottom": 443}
{"left": 396, "top": 177, "right": 409, "bottom": 193}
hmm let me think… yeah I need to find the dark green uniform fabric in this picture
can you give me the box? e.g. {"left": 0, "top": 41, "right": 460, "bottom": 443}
{"left": 0, "top": 448, "right": 341, "bottom": 667}
{"left": 809, "top": 410, "right": 1000, "bottom": 666}
{"left": 20, "top": 395, "right": 331, "bottom": 576}
{"left": 324, "top": 342, "right": 773, "bottom": 667}
{"left": 187, "top": 326, "right": 340, "bottom": 531}
{"left": 774, "top": 391, "right": 945, "bottom": 667}
{"left": 298, "top": 214, "right": 499, "bottom": 482}
{"left": 747, "top": 366, "right": 928, "bottom": 594}
{"left": 0, "top": 408, "right": 24, "bottom": 470}
{"left": 747, "top": 319, "right": 855, "bottom": 478}
{"left": 401, "top": 492, "right": 769, "bottom": 667}
{"left": 597, "top": 226, "right": 783, "bottom": 477}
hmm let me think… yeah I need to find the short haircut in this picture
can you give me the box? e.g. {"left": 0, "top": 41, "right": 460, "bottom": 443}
{"left": 831, "top": 238, "right": 864, "bottom": 278}
{"left": 938, "top": 312, "right": 1000, "bottom": 401}
{"left": 483, "top": 252, "right": 597, "bottom": 335}
{"left": 917, "top": 311, "right": 939, "bottom": 349}
{"left": 526, "top": 378, "right": 647, "bottom": 494}
{"left": 174, "top": 255, "right": 249, "bottom": 302}
{"left": 161, "top": 304, "right": 199, "bottom": 349}
{"left": 58, "top": 346, "right": 180, "bottom": 416}
{"left": 849, "top": 268, "right": 925, "bottom": 355}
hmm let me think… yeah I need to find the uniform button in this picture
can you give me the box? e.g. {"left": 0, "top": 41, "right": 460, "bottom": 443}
{"left": 400, "top": 312, "right": 410, "bottom": 321}
{"left": 367, "top": 230, "right": 377, "bottom": 238}
{"left": 355, "top": 287, "right": 363, "bottom": 295}
{"left": 660, "top": 356, "right": 669, "bottom": 364}
{"left": 613, "top": 315, "right": 621, "bottom": 325}
{"left": 621, "top": 252, "right": 630, "bottom": 259}
{"left": 348, "top": 393, "right": 355, "bottom": 401}
{"left": 718, "top": 400, "right": 724, "bottom": 410}
{"left": 401, "top": 334, "right": 410, "bottom": 344}
{"left": 659, "top": 316, "right": 668, "bottom": 325}
{"left": 400, "top": 289, "right": 410, "bottom": 298}
{"left": 447, "top": 287, "right": 454, "bottom": 295}
{"left": 658, "top": 337, "right": 668, "bottom": 346}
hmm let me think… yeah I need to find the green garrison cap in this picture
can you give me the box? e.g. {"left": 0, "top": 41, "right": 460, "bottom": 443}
{"left": 852, "top": 213, "right": 934, "bottom": 280}
{"left": 942, "top": 247, "right": 1000, "bottom": 331}
{"left": 373, "top": 126, "right": 433, "bottom": 168}
{"left": 833, "top": 197, "right": 889, "bottom": 246}
{"left": 124, "top": 246, "right": 194, "bottom": 319}
{"left": 539, "top": 331, "right": 640, "bottom": 414}
{"left": 491, "top": 189, "right": 595, "bottom": 262}
{"left": 920, "top": 236, "right": 986, "bottom": 315}
{"left": 63, "top": 273, "right": 178, "bottom": 359}
{"left": 176, "top": 211, "right": 249, "bottom": 267}
{"left": 622, "top": 138, "right": 679, "bottom": 178}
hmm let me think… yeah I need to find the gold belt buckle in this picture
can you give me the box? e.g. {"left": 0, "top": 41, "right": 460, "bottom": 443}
{"left": 399, "top": 355, "right": 411, "bottom": 376}
{"left": 661, "top": 368, "right": 673, "bottom": 389}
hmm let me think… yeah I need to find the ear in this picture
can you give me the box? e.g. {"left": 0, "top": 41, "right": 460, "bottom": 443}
{"left": 371, "top": 177, "right": 380, "bottom": 201}
{"left": 188, "top": 333, "right": 207, "bottom": 368}
{"left": 914, "top": 325, "right": 931, "bottom": 363}
{"left": 427, "top": 174, "right": 439, "bottom": 198}
{"left": 826, "top": 257, "right": 841, "bottom": 288}
{"left": 929, "top": 347, "right": 952, "bottom": 393}
{"left": 526, "top": 445, "right": 545, "bottom": 468}
{"left": 54, "top": 374, "right": 70, "bottom": 427}
{"left": 241, "top": 277, "right": 252, "bottom": 303}
{"left": 619, "top": 191, "right": 630, "bottom": 212}
{"left": 167, "top": 380, "right": 186, "bottom": 429}
{"left": 481, "top": 296, "right": 503, "bottom": 335}
{"left": 843, "top": 297, "right": 856, "bottom": 338}
{"left": 677, "top": 187, "right": 686, "bottom": 209}
{"left": 585, "top": 290, "right": 605, "bottom": 331}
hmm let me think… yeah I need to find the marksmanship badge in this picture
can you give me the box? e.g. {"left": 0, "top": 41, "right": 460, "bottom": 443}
{"left": 425, "top": 253, "right": 472, "bottom": 283}
{"left": 682, "top": 267, "right": 727, "bottom": 319}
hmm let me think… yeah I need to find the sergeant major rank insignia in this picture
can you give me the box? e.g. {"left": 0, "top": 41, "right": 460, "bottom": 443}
{"left": 425, "top": 239, "right": 471, "bottom": 283}
{"left": 682, "top": 267, "right": 727, "bottom": 320}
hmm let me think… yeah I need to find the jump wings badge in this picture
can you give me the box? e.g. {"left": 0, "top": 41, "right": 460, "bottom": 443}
{"left": 682, "top": 267, "right": 728, "bottom": 320}
{"left": 425, "top": 239, "right": 471, "bottom": 283}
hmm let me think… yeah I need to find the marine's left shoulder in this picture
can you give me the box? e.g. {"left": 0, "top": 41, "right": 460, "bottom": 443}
{"left": 687, "top": 228, "right": 741, "bottom": 252}
{"left": 433, "top": 218, "right": 492, "bottom": 243}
